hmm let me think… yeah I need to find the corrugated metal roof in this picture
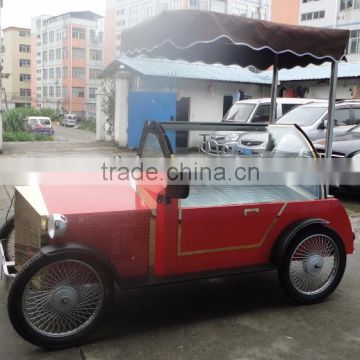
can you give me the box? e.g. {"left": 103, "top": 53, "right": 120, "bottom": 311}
{"left": 262, "top": 61, "right": 360, "bottom": 82}
{"left": 116, "top": 57, "right": 272, "bottom": 85}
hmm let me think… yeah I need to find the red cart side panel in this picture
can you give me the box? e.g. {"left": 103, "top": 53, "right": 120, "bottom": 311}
{"left": 41, "top": 185, "right": 151, "bottom": 278}
{"left": 172, "top": 198, "right": 353, "bottom": 275}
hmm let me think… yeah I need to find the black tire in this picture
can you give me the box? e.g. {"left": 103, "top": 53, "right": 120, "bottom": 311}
{"left": 8, "top": 251, "right": 113, "bottom": 349}
{"left": 278, "top": 227, "right": 346, "bottom": 305}
{"left": 0, "top": 216, "right": 15, "bottom": 262}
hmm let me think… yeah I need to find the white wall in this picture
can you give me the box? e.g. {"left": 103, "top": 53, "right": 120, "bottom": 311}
{"left": 282, "top": 79, "right": 356, "bottom": 100}
{"left": 179, "top": 79, "right": 268, "bottom": 146}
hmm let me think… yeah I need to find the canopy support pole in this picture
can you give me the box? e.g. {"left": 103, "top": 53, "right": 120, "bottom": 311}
{"left": 270, "top": 56, "right": 279, "bottom": 123}
{"left": 325, "top": 60, "right": 339, "bottom": 196}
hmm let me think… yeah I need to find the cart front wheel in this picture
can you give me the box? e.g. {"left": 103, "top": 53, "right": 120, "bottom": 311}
{"left": 278, "top": 228, "right": 346, "bottom": 304}
{"left": 8, "top": 252, "right": 110, "bottom": 348}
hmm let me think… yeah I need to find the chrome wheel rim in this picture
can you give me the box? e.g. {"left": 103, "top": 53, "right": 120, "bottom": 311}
{"left": 289, "top": 235, "right": 339, "bottom": 296}
{"left": 22, "top": 260, "right": 104, "bottom": 337}
{"left": 6, "top": 229, "right": 15, "bottom": 262}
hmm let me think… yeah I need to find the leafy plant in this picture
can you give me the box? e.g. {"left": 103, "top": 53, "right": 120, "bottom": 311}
{"left": 101, "top": 79, "right": 116, "bottom": 139}
{"left": 2, "top": 107, "right": 58, "bottom": 132}
{"left": 4, "top": 131, "right": 54, "bottom": 142}
{"left": 77, "top": 120, "right": 96, "bottom": 133}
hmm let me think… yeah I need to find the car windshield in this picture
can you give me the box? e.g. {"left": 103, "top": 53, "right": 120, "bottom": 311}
{"left": 223, "top": 103, "right": 256, "bottom": 122}
{"left": 39, "top": 119, "right": 51, "bottom": 125}
{"left": 350, "top": 125, "right": 360, "bottom": 134}
{"left": 277, "top": 106, "right": 327, "bottom": 126}
{"left": 67, "top": 116, "right": 76, "bottom": 119}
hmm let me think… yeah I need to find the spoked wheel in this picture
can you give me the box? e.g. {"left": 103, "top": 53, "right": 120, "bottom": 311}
{"left": 279, "top": 228, "right": 346, "bottom": 304}
{"left": 0, "top": 216, "right": 15, "bottom": 262}
{"left": 8, "top": 252, "right": 112, "bottom": 348}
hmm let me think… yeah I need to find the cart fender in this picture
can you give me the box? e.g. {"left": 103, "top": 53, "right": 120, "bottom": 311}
{"left": 41, "top": 243, "right": 119, "bottom": 282}
{"left": 272, "top": 218, "right": 330, "bottom": 266}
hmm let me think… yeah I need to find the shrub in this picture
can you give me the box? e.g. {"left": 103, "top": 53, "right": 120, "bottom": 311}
{"left": 77, "top": 120, "right": 96, "bottom": 133}
{"left": 3, "top": 131, "right": 54, "bottom": 142}
{"left": 2, "top": 107, "right": 58, "bottom": 132}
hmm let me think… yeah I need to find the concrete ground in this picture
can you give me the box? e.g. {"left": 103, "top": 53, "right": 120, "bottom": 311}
{"left": 0, "top": 136, "right": 360, "bottom": 359}
{"left": 1, "top": 125, "right": 125, "bottom": 158}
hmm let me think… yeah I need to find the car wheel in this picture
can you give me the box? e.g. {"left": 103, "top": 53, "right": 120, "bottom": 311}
{"left": 8, "top": 252, "right": 112, "bottom": 349}
{"left": 0, "top": 216, "right": 15, "bottom": 262}
{"left": 278, "top": 227, "right": 346, "bottom": 304}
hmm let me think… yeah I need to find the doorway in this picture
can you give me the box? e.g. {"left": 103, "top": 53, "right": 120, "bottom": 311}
{"left": 176, "top": 97, "right": 191, "bottom": 148}
{"left": 223, "top": 95, "right": 233, "bottom": 117}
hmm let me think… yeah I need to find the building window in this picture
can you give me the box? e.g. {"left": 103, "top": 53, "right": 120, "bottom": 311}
{"left": 63, "top": 87, "right": 68, "bottom": 98}
{"left": 49, "top": 50, "right": 54, "bottom": 61}
{"left": 43, "top": 87, "right": 48, "bottom": 97}
{"left": 56, "top": 48, "right": 62, "bottom": 60}
{"left": 49, "top": 31, "right": 55, "bottom": 43}
{"left": 19, "top": 30, "right": 30, "bottom": 37}
{"left": 72, "top": 27, "right": 86, "bottom": 39}
{"left": 19, "top": 59, "right": 31, "bottom": 67}
{"left": 20, "top": 74, "right": 31, "bottom": 82}
{"left": 63, "top": 67, "right": 68, "bottom": 79}
{"left": 72, "top": 87, "right": 85, "bottom": 98}
{"left": 350, "top": 29, "right": 360, "bottom": 53}
{"left": 56, "top": 67, "right": 61, "bottom": 80}
{"left": 63, "top": 47, "right": 68, "bottom": 59}
{"left": 43, "top": 69, "right": 48, "bottom": 80}
{"left": 188, "top": 0, "right": 199, "bottom": 9}
{"left": 63, "top": 28, "right": 68, "bottom": 40}
{"left": 117, "top": 20, "right": 126, "bottom": 27}
{"left": 56, "top": 30, "right": 62, "bottom": 41}
{"left": 301, "top": 10, "right": 325, "bottom": 21}
{"left": 72, "top": 47, "right": 86, "bottom": 59}
{"left": 89, "top": 68, "right": 101, "bottom": 79}
{"left": 56, "top": 86, "right": 61, "bottom": 98}
{"left": 20, "top": 89, "right": 31, "bottom": 97}
{"left": 72, "top": 67, "right": 85, "bottom": 79}
{"left": 19, "top": 44, "right": 31, "bottom": 53}
{"left": 89, "top": 88, "right": 97, "bottom": 99}
{"left": 90, "top": 49, "right": 102, "bottom": 61}
{"left": 49, "top": 68, "right": 54, "bottom": 80}
{"left": 43, "top": 51, "right": 48, "bottom": 62}
{"left": 43, "top": 32, "right": 48, "bottom": 44}
{"left": 49, "top": 86, "right": 54, "bottom": 97}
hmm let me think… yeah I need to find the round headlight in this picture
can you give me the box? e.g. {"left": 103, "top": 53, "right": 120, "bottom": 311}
{"left": 225, "top": 133, "right": 240, "bottom": 142}
{"left": 48, "top": 214, "right": 68, "bottom": 239}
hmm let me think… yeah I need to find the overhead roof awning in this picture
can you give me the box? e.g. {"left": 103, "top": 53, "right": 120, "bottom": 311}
{"left": 121, "top": 10, "right": 350, "bottom": 71}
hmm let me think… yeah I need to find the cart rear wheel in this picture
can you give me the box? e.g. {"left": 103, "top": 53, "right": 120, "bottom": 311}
{"left": 278, "top": 228, "right": 346, "bottom": 304}
{"left": 8, "top": 252, "right": 111, "bottom": 348}
{"left": 0, "top": 216, "right": 15, "bottom": 262}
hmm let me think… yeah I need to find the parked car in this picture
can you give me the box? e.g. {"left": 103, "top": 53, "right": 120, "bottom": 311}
{"left": 314, "top": 123, "right": 360, "bottom": 158}
{"left": 276, "top": 101, "right": 360, "bottom": 141}
{"left": 0, "top": 121, "right": 354, "bottom": 349}
{"left": 223, "top": 98, "right": 324, "bottom": 124}
{"left": 24, "top": 116, "right": 54, "bottom": 136}
{"left": 62, "top": 114, "right": 78, "bottom": 127}
{"left": 203, "top": 98, "right": 324, "bottom": 155}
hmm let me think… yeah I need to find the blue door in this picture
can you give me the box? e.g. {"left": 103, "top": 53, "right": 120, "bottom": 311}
{"left": 128, "top": 92, "right": 177, "bottom": 148}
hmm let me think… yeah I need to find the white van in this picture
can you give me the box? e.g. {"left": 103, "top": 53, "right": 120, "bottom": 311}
{"left": 223, "top": 98, "right": 326, "bottom": 124}
{"left": 62, "top": 114, "right": 78, "bottom": 127}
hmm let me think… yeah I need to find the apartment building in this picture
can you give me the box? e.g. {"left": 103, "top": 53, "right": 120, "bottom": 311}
{"left": 104, "top": 0, "right": 272, "bottom": 65}
{"left": 31, "top": 11, "right": 104, "bottom": 119}
{"left": 2, "top": 27, "right": 31, "bottom": 109}
{"left": 298, "top": 0, "right": 360, "bottom": 61}
{"left": 299, "top": 0, "right": 337, "bottom": 28}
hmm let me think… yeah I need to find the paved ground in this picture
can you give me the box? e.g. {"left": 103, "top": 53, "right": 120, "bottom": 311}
{"left": 1, "top": 125, "right": 127, "bottom": 158}
{"left": 1, "top": 136, "right": 360, "bottom": 359}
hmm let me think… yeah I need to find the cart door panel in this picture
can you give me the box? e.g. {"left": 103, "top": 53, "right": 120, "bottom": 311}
{"left": 176, "top": 202, "right": 285, "bottom": 274}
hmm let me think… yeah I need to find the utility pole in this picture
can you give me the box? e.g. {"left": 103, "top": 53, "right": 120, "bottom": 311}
{"left": 0, "top": 0, "right": 3, "bottom": 152}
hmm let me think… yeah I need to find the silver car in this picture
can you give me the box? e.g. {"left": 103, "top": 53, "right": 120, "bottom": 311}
{"left": 276, "top": 101, "right": 360, "bottom": 141}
